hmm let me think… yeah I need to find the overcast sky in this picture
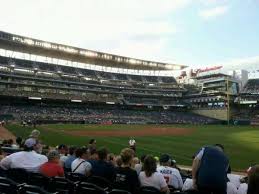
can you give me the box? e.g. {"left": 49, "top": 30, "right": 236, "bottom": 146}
{"left": 0, "top": 0, "right": 259, "bottom": 70}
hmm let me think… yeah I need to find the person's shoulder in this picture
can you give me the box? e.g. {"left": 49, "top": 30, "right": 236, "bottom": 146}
{"left": 157, "top": 166, "right": 164, "bottom": 171}
{"left": 139, "top": 171, "right": 145, "bottom": 177}
{"left": 84, "top": 160, "right": 91, "bottom": 166}
{"left": 34, "top": 152, "right": 47, "bottom": 159}
{"left": 71, "top": 158, "right": 79, "bottom": 165}
{"left": 170, "top": 167, "right": 180, "bottom": 173}
{"left": 154, "top": 171, "right": 163, "bottom": 177}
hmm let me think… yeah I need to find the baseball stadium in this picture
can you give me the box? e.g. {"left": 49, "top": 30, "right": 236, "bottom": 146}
{"left": 0, "top": 30, "right": 259, "bottom": 193}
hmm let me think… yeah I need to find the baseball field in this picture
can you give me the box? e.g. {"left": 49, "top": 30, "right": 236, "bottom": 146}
{"left": 4, "top": 124, "right": 259, "bottom": 171}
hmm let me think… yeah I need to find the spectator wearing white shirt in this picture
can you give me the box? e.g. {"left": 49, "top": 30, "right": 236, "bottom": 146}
{"left": 182, "top": 178, "right": 238, "bottom": 194}
{"left": 0, "top": 138, "right": 47, "bottom": 173}
{"left": 157, "top": 154, "right": 183, "bottom": 190}
{"left": 71, "top": 147, "right": 91, "bottom": 176}
{"left": 139, "top": 155, "right": 170, "bottom": 194}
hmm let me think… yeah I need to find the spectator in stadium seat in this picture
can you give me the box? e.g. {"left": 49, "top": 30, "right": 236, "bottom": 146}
{"left": 15, "top": 137, "right": 23, "bottom": 148}
{"left": 71, "top": 147, "right": 92, "bottom": 176}
{"left": 114, "top": 148, "right": 140, "bottom": 194}
{"left": 64, "top": 146, "right": 77, "bottom": 171}
{"left": 247, "top": 165, "right": 259, "bottom": 194}
{"left": 132, "top": 157, "right": 140, "bottom": 168}
{"left": 139, "top": 155, "right": 170, "bottom": 194}
{"left": 57, "top": 144, "right": 68, "bottom": 167}
{"left": 90, "top": 147, "right": 115, "bottom": 180}
{"left": 0, "top": 138, "right": 47, "bottom": 172}
{"left": 89, "top": 148, "right": 98, "bottom": 160}
{"left": 192, "top": 144, "right": 229, "bottom": 194}
{"left": 40, "top": 150, "right": 64, "bottom": 177}
{"left": 135, "top": 154, "right": 146, "bottom": 175}
{"left": 88, "top": 139, "right": 97, "bottom": 152}
{"left": 115, "top": 155, "right": 122, "bottom": 167}
{"left": 157, "top": 154, "right": 183, "bottom": 190}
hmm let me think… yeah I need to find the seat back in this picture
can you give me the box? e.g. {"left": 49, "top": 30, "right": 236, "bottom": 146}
{"left": 109, "top": 189, "right": 131, "bottom": 194}
{"left": 48, "top": 176, "right": 74, "bottom": 194}
{"left": 0, "top": 167, "right": 7, "bottom": 177}
{"left": 7, "top": 168, "right": 30, "bottom": 183}
{"left": 0, "top": 176, "right": 19, "bottom": 194}
{"left": 18, "top": 184, "right": 51, "bottom": 194}
{"left": 140, "top": 186, "right": 162, "bottom": 194}
{"left": 66, "top": 172, "right": 88, "bottom": 183}
{"left": 87, "top": 175, "right": 113, "bottom": 191}
{"left": 75, "top": 182, "right": 106, "bottom": 194}
{"left": 28, "top": 173, "right": 50, "bottom": 189}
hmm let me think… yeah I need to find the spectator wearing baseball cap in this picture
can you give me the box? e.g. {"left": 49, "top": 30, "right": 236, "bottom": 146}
{"left": 40, "top": 150, "right": 64, "bottom": 177}
{"left": 0, "top": 138, "right": 47, "bottom": 172}
{"left": 157, "top": 154, "right": 183, "bottom": 190}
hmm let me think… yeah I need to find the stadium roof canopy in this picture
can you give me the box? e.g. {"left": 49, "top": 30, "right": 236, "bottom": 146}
{"left": 0, "top": 31, "right": 187, "bottom": 71}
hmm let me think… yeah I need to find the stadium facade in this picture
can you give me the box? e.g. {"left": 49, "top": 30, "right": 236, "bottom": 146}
{"left": 0, "top": 31, "right": 258, "bottom": 125}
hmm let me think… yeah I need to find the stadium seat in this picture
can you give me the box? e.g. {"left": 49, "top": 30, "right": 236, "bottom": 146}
{"left": 74, "top": 182, "right": 106, "bottom": 194}
{"left": 7, "top": 168, "right": 30, "bottom": 183}
{"left": 109, "top": 189, "right": 131, "bottom": 194}
{"left": 65, "top": 172, "right": 88, "bottom": 183}
{"left": 87, "top": 175, "right": 113, "bottom": 191}
{"left": 64, "top": 167, "right": 72, "bottom": 173}
{"left": 139, "top": 186, "right": 163, "bottom": 194}
{"left": 0, "top": 176, "right": 20, "bottom": 194}
{"left": 28, "top": 173, "right": 50, "bottom": 189}
{"left": 168, "top": 185, "right": 182, "bottom": 193}
{"left": 0, "top": 167, "right": 7, "bottom": 177}
{"left": 48, "top": 176, "right": 74, "bottom": 194}
{"left": 18, "top": 184, "right": 54, "bottom": 194}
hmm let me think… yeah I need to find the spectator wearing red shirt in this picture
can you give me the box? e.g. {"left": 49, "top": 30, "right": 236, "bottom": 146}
{"left": 40, "top": 150, "right": 64, "bottom": 177}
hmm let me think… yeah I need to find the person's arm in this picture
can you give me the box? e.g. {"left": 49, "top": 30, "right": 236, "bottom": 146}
{"left": 161, "top": 186, "right": 170, "bottom": 194}
{"left": 85, "top": 162, "right": 92, "bottom": 177}
{"left": 192, "top": 157, "right": 200, "bottom": 190}
{"left": 0, "top": 155, "right": 12, "bottom": 170}
{"left": 192, "top": 148, "right": 204, "bottom": 189}
{"left": 58, "top": 166, "right": 65, "bottom": 177}
{"left": 159, "top": 173, "right": 170, "bottom": 194}
{"left": 176, "top": 170, "right": 184, "bottom": 189}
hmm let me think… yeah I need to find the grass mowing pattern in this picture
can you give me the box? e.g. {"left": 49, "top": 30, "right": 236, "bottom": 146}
{"left": 5, "top": 124, "right": 259, "bottom": 171}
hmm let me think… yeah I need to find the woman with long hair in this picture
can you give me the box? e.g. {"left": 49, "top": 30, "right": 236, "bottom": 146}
{"left": 248, "top": 165, "right": 259, "bottom": 194}
{"left": 139, "top": 155, "right": 169, "bottom": 194}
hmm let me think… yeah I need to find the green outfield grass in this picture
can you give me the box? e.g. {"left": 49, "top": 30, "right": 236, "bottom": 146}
{"left": 5, "top": 124, "right": 259, "bottom": 171}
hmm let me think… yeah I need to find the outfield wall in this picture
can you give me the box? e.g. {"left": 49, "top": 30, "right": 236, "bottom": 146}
{"left": 191, "top": 109, "right": 228, "bottom": 120}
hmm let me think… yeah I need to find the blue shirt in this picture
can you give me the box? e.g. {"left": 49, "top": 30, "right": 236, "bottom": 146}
{"left": 64, "top": 155, "right": 76, "bottom": 169}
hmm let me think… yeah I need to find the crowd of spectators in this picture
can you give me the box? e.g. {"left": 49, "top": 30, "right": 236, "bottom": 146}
{"left": 0, "top": 129, "right": 258, "bottom": 194}
{"left": 242, "top": 79, "right": 259, "bottom": 94}
{"left": 0, "top": 105, "right": 219, "bottom": 125}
